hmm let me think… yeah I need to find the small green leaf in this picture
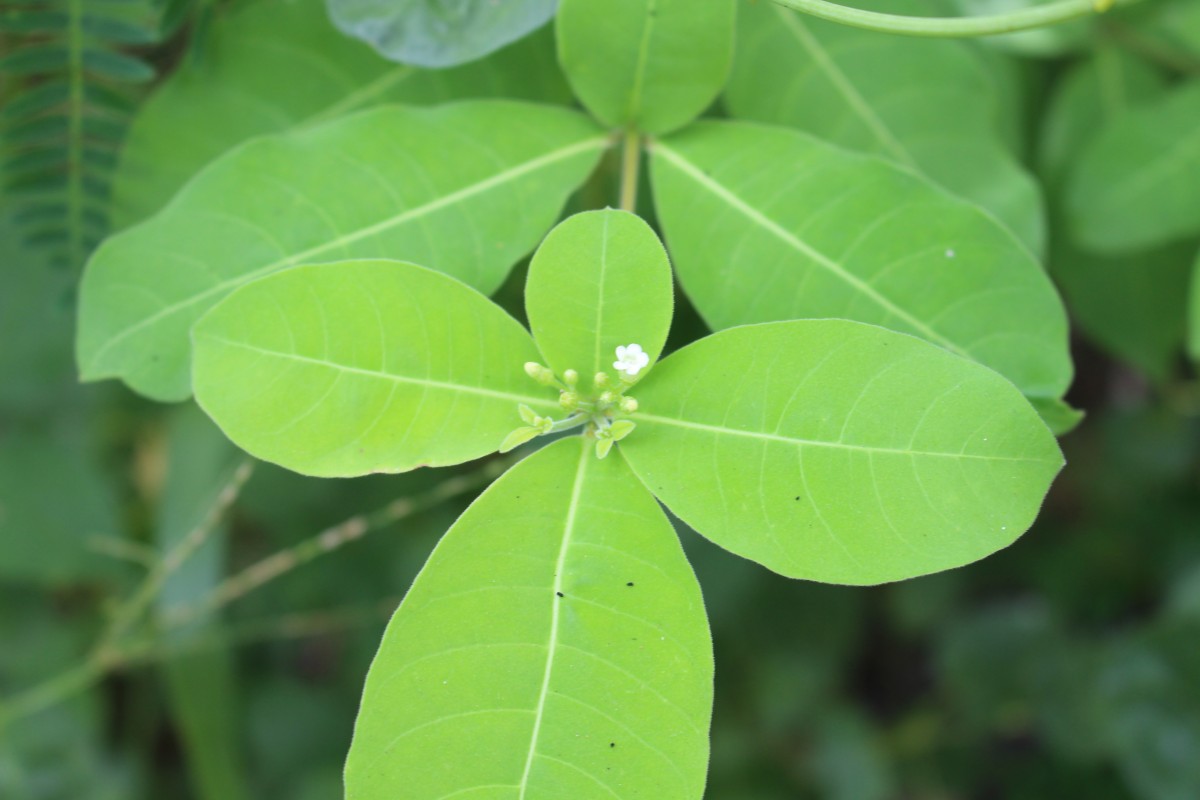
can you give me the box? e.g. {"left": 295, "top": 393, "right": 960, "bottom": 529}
{"left": 726, "top": 1, "right": 1045, "bottom": 254}
{"left": 81, "top": 47, "right": 155, "bottom": 83}
{"left": 80, "top": 101, "right": 608, "bottom": 402}
{"left": 650, "top": 119, "right": 1072, "bottom": 401}
{"left": 1067, "top": 80, "right": 1200, "bottom": 253}
{"left": 345, "top": 436, "right": 712, "bottom": 799}
{"left": 328, "top": 0, "right": 556, "bottom": 68}
{"left": 556, "top": 0, "right": 736, "bottom": 135}
{"left": 1028, "top": 396, "right": 1084, "bottom": 437}
{"left": 526, "top": 209, "right": 673, "bottom": 396}
{"left": 110, "top": 0, "right": 573, "bottom": 228}
{"left": 621, "top": 320, "right": 1064, "bottom": 585}
{"left": 192, "top": 260, "right": 556, "bottom": 477}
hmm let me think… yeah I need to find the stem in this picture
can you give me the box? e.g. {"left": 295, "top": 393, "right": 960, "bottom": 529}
{"left": 770, "top": 0, "right": 1143, "bottom": 38}
{"left": 96, "top": 460, "right": 254, "bottom": 654}
{"left": 162, "top": 457, "right": 512, "bottom": 629}
{"left": 0, "top": 661, "right": 106, "bottom": 731}
{"left": 65, "top": 0, "right": 85, "bottom": 269}
{"left": 619, "top": 128, "right": 642, "bottom": 212}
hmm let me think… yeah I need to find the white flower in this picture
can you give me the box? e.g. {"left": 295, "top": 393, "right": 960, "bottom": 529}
{"left": 613, "top": 343, "right": 650, "bottom": 377}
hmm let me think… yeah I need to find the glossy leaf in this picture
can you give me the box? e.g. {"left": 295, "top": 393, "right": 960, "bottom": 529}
{"left": 1067, "top": 80, "right": 1200, "bottom": 253}
{"left": 328, "top": 0, "right": 556, "bottom": 68}
{"left": 526, "top": 209, "right": 674, "bottom": 394}
{"left": 79, "top": 101, "right": 608, "bottom": 402}
{"left": 650, "top": 120, "right": 1072, "bottom": 401}
{"left": 193, "top": 260, "right": 556, "bottom": 478}
{"left": 620, "top": 320, "right": 1064, "bottom": 585}
{"left": 111, "top": 0, "right": 572, "bottom": 228}
{"left": 345, "top": 436, "right": 713, "bottom": 799}
{"left": 556, "top": 0, "right": 736, "bottom": 135}
{"left": 726, "top": 1, "right": 1044, "bottom": 254}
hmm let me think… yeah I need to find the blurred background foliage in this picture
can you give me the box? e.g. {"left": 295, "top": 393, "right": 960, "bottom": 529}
{"left": 2, "top": 0, "right": 1200, "bottom": 798}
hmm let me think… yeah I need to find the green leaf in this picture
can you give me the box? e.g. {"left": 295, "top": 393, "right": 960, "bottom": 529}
{"left": 1027, "top": 396, "right": 1084, "bottom": 437}
{"left": 726, "top": 1, "right": 1045, "bottom": 254}
{"left": 193, "top": 260, "right": 555, "bottom": 477}
{"left": 526, "top": 209, "right": 674, "bottom": 395}
{"left": 345, "top": 436, "right": 713, "bottom": 799}
{"left": 620, "top": 320, "right": 1063, "bottom": 585}
{"left": 1067, "top": 80, "right": 1200, "bottom": 254}
{"left": 81, "top": 47, "right": 155, "bottom": 82}
{"left": 328, "top": 0, "right": 556, "bottom": 68}
{"left": 110, "top": 0, "right": 573, "bottom": 228}
{"left": 1038, "top": 48, "right": 1167, "bottom": 189}
{"left": 80, "top": 101, "right": 608, "bottom": 402}
{"left": 650, "top": 119, "right": 1072, "bottom": 401}
{"left": 1051, "top": 241, "right": 1193, "bottom": 383}
{"left": 556, "top": 0, "right": 736, "bottom": 135}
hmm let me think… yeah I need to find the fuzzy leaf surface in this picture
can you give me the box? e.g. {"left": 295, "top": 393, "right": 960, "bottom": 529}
{"left": 79, "top": 101, "right": 607, "bottom": 402}
{"left": 620, "top": 320, "right": 1064, "bottom": 585}
{"left": 192, "top": 260, "right": 554, "bottom": 477}
{"left": 526, "top": 209, "right": 674, "bottom": 395}
{"left": 556, "top": 0, "right": 735, "bottom": 135}
{"left": 345, "top": 437, "right": 713, "bottom": 799}
{"left": 650, "top": 120, "right": 1071, "bottom": 401}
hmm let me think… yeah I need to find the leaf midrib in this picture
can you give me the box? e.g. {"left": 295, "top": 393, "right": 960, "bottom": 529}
{"left": 200, "top": 335, "right": 561, "bottom": 411}
{"left": 85, "top": 135, "right": 611, "bottom": 373}
{"left": 636, "top": 411, "right": 1053, "bottom": 464}
{"left": 773, "top": 6, "right": 915, "bottom": 167}
{"left": 653, "top": 139, "right": 970, "bottom": 361}
{"left": 517, "top": 442, "right": 590, "bottom": 798}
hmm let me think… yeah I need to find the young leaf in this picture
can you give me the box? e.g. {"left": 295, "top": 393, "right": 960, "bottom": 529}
{"left": 650, "top": 120, "right": 1072, "bottom": 402}
{"left": 345, "top": 436, "right": 713, "bottom": 799}
{"left": 328, "top": 0, "right": 556, "bottom": 69}
{"left": 192, "top": 260, "right": 555, "bottom": 478}
{"left": 620, "top": 320, "right": 1064, "bottom": 585}
{"left": 556, "top": 0, "right": 736, "bottom": 135}
{"left": 79, "top": 101, "right": 608, "bottom": 402}
{"left": 1067, "top": 80, "right": 1200, "bottom": 254}
{"left": 726, "top": 1, "right": 1045, "bottom": 255}
{"left": 110, "top": 0, "right": 573, "bottom": 228}
{"left": 526, "top": 209, "right": 674, "bottom": 395}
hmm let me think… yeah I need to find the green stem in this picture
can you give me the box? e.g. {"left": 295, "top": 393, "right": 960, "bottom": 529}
{"left": 0, "top": 660, "right": 106, "bottom": 731}
{"left": 770, "top": 0, "right": 1143, "bottom": 38}
{"left": 161, "top": 458, "right": 511, "bottom": 628}
{"left": 619, "top": 128, "right": 642, "bottom": 212}
{"left": 96, "top": 460, "right": 254, "bottom": 655}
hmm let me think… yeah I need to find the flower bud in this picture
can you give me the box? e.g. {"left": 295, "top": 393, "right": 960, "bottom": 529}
{"left": 619, "top": 396, "right": 638, "bottom": 414}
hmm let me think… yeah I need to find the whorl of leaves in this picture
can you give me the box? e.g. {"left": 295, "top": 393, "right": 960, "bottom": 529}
{"left": 0, "top": 0, "right": 157, "bottom": 270}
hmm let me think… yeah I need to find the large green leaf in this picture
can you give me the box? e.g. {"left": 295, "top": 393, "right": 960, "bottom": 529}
{"left": 620, "top": 320, "right": 1063, "bottom": 585}
{"left": 526, "top": 209, "right": 674, "bottom": 395}
{"left": 556, "top": 0, "right": 736, "bottom": 135}
{"left": 725, "top": 1, "right": 1044, "bottom": 254}
{"left": 1067, "top": 80, "right": 1200, "bottom": 254}
{"left": 110, "top": 0, "right": 571, "bottom": 228}
{"left": 193, "top": 260, "right": 556, "bottom": 477}
{"left": 328, "top": 0, "right": 556, "bottom": 68}
{"left": 650, "top": 120, "right": 1071, "bottom": 401}
{"left": 79, "top": 101, "right": 608, "bottom": 402}
{"left": 345, "top": 436, "right": 713, "bottom": 799}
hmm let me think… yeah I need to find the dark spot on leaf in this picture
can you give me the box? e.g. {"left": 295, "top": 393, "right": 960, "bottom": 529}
{"left": 626, "top": 581, "right": 634, "bottom": 587}
{"left": 556, "top": 591, "right": 564, "bottom": 598}
{"left": 610, "top": 742, "right": 616, "bottom": 748}
{"left": 794, "top": 496, "right": 801, "bottom": 501}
